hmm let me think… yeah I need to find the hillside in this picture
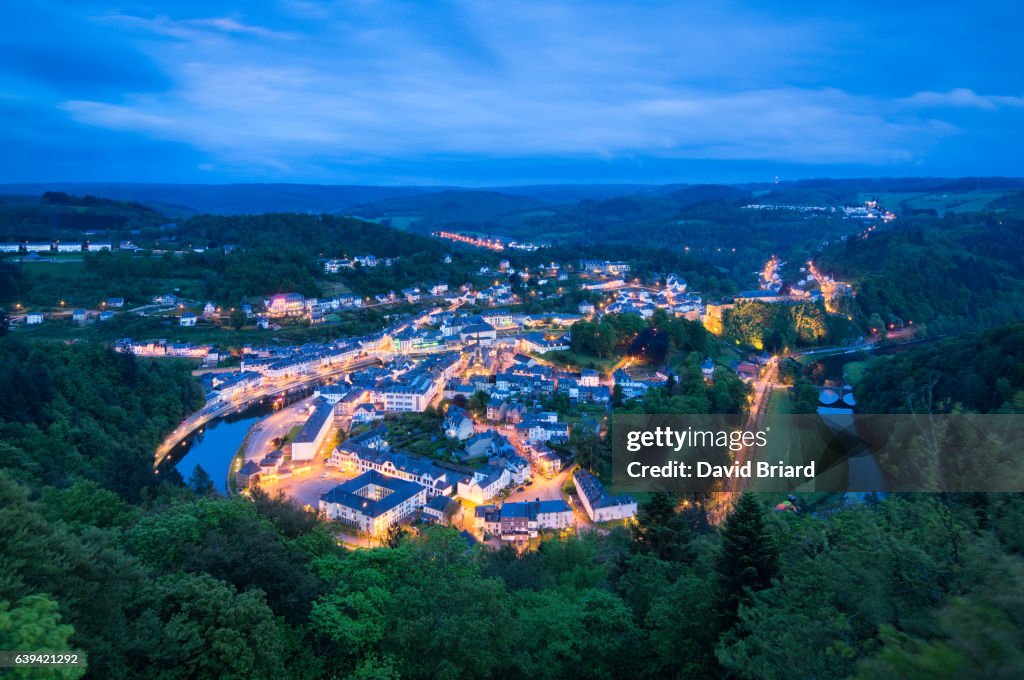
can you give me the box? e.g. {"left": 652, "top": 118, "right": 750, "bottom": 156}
{"left": 816, "top": 211, "right": 1024, "bottom": 333}
{"left": 0, "top": 192, "right": 168, "bottom": 240}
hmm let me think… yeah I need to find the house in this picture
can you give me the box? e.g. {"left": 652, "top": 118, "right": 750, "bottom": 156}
{"left": 86, "top": 242, "right": 112, "bottom": 252}
{"left": 578, "top": 385, "right": 611, "bottom": 404}
{"left": 736, "top": 362, "right": 759, "bottom": 383}
{"left": 106, "top": 297, "right": 125, "bottom": 308}
{"left": 443, "top": 405, "right": 475, "bottom": 441}
{"left": 474, "top": 500, "right": 574, "bottom": 540}
{"left": 55, "top": 242, "right": 82, "bottom": 253}
{"left": 701, "top": 357, "right": 715, "bottom": 381}
{"left": 421, "top": 495, "right": 461, "bottom": 526}
{"left": 516, "top": 418, "right": 569, "bottom": 445}
{"left": 573, "top": 469, "right": 637, "bottom": 522}
{"left": 457, "top": 464, "right": 511, "bottom": 504}
{"left": 202, "top": 302, "right": 217, "bottom": 318}
{"left": 72, "top": 309, "right": 87, "bottom": 323}
{"left": 613, "top": 369, "right": 653, "bottom": 399}
{"left": 25, "top": 312, "right": 44, "bottom": 325}
{"left": 320, "top": 471, "right": 427, "bottom": 535}
{"left": 461, "top": 430, "right": 512, "bottom": 461}
{"left": 99, "top": 311, "right": 115, "bottom": 322}
{"left": 180, "top": 312, "right": 197, "bottom": 327}
{"left": 323, "top": 258, "right": 353, "bottom": 273}
{"left": 402, "top": 287, "right": 421, "bottom": 303}
{"left": 579, "top": 368, "right": 600, "bottom": 387}
{"left": 578, "top": 301, "right": 595, "bottom": 315}
{"left": 291, "top": 397, "right": 334, "bottom": 461}
{"left": 486, "top": 398, "right": 507, "bottom": 422}
{"left": 352, "top": 402, "right": 385, "bottom": 424}
{"left": 236, "top": 460, "right": 262, "bottom": 489}
{"left": 430, "top": 283, "right": 449, "bottom": 296}
{"left": 258, "top": 449, "right": 286, "bottom": 475}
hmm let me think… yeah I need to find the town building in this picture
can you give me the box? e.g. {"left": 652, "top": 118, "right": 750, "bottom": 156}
{"left": 265, "top": 293, "right": 306, "bottom": 318}
{"left": 443, "top": 405, "right": 475, "bottom": 440}
{"left": 291, "top": 397, "right": 334, "bottom": 461}
{"left": 573, "top": 468, "right": 637, "bottom": 522}
{"left": 330, "top": 442, "right": 457, "bottom": 497}
{"left": 319, "top": 470, "right": 427, "bottom": 535}
{"left": 474, "top": 500, "right": 574, "bottom": 540}
{"left": 457, "top": 464, "right": 510, "bottom": 504}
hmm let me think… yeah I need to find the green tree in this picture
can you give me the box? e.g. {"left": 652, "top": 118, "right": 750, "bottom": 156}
{"left": 715, "top": 494, "right": 779, "bottom": 626}
{"left": 229, "top": 308, "right": 247, "bottom": 329}
{"left": 188, "top": 464, "right": 216, "bottom": 496}
{"left": 0, "top": 594, "right": 84, "bottom": 679}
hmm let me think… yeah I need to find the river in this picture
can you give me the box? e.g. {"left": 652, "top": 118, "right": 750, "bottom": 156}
{"left": 161, "top": 385, "right": 317, "bottom": 493}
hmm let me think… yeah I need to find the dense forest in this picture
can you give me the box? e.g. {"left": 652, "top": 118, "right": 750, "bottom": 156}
{"left": 817, "top": 212, "right": 1024, "bottom": 335}
{"left": 856, "top": 323, "right": 1024, "bottom": 415}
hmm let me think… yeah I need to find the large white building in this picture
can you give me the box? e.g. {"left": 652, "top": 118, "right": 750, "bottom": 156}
{"left": 291, "top": 397, "right": 334, "bottom": 461}
{"left": 265, "top": 292, "right": 306, "bottom": 317}
{"left": 374, "top": 372, "right": 439, "bottom": 412}
{"left": 573, "top": 468, "right": 637, "bottom": 522}
{"left": 319, "top": 471, "right": 426, "bottom": 535}
{"left": 330, "top": 441, "right": 457, "bottom": 497}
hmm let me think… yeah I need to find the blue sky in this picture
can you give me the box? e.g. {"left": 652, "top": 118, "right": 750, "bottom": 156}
{"left": 1, "top": 0, "right": 1022, "bottom": 185}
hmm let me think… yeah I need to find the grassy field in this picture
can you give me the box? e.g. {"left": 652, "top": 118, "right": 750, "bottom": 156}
{"left": 842, "top": 358, "right": 876, "bottom": 386}
{"left": 765, "top": 386, "right": 794, "bottom": 416}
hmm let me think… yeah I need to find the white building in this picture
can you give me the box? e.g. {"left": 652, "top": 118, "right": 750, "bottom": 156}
{"left": 474, "top": 500, "right": 574, "bottom": 540}
{"left": 291, "top": 397, "right": 335, "bottom": 461}
{"left": 457, "top": 464, "right": 510, "bottom": 504}
{"left": 180, "top": 312, "right": 197, "bottom": 327}
{"left": 319, "top": 471, "right": 426, "bottom": 535}
{"left": 573, "top": 468, "right": 637, "bottom": 522}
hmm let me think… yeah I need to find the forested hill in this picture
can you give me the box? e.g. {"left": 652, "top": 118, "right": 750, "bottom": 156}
{"left": 855, "top": 322, "right": 1024, "bottom": 414}
{"left": 0, "top": 337, "right": 203, "bottom": 499}
{"left": 817, "top": 210, "right": 1024, "bottom": 334}
{"left": 0, "top": 192, "right": 168, "bottom": 239}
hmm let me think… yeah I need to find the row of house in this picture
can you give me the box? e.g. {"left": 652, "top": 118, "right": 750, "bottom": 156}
{"left": 474, "top": 500, "right": 574, "bottom": 541}
{"left": 0, "top": 241, "right": 113, "bottom": 253}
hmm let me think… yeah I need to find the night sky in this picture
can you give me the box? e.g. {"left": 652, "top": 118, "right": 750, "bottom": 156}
{"left": 2, "top": 1, "right": 1022, "bottom": 184}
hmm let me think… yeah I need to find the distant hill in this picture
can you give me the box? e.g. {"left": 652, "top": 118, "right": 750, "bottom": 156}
{"left": 0, "top": 193, "right": 167, "bottom": 240}
{"left": 0, "top": 183, "right": 444, "bottom": 217}
{"left": 488, "top": 184, "right": 654, "bottom": 203}
{"left": 348, "top": 190, "right": 546, "bottom": 230}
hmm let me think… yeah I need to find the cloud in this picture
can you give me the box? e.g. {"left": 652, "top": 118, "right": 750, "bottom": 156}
{"left": 2, "top": 1, "right": 1022, "bottom": 182}
{"left": 900, "top": 88, "right": 1024, "bottom": 111}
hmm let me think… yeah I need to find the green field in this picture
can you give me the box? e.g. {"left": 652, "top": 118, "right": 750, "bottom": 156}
{"left": 842, "top": 358, "right": 876, "bottom": 386}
